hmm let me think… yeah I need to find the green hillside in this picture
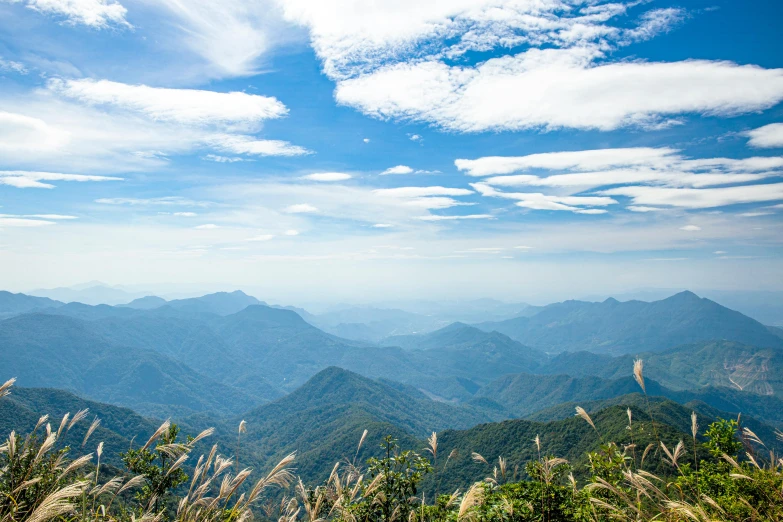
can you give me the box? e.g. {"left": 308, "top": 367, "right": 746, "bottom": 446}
{"left": 0, "top": 386, "right": 158, "bottom": 468}
{"left": 476, "top": 370, "right": 783, "bottom": 427}
{"left": 542, "top": 340, "right": 783, "bottom": 397}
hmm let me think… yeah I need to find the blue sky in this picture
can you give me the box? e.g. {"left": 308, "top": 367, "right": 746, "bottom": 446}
{"left": 1, "top": 0, "right": 782, "bottom": 302}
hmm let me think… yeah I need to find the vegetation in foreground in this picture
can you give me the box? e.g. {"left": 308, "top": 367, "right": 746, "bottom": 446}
{"left": 2, "top": 360, "right": 783, "bottom": 521}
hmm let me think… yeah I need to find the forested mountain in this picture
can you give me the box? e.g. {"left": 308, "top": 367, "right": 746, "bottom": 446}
{"left": 475, "top": 371, "right": 783, "bottom": 427}
{"left": 234, "top": 367, "right": 510, "bottom": 481}
{"left": 476, "top": 291, "right": 783, "bottom": 354}
{"left": 0, "top": 385, "right": 157, "bottom": 467}
{"left": 0, "top": 290, "right": 62, "bottom": 318}
{"left": 2, "top": 299, "right": 549, "bottom": 403}
{"left": 541, "top": 340, "right": 783, "bottom": 397}
{"left": 0, "top": 313, "right": 260, "bottom": 417}
{"left": 4, "top": 288, "right": 782, "bottom": 439}
{"left": 423, "top": 397, "right": 781, "bottom": 495}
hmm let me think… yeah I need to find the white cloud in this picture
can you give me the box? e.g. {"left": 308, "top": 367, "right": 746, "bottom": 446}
{"left": 336, "top": 48, "right": 783, "bottom": 133}
{"left": 0, "top": 213, "right": 76, "bottom": 220}
{"left": 746, "top": 123, "right": 783, "bottom": 148}
{"left": 0, "top": 170, "right": 122, "bottom": 189}
{"left": 462, "top": 147, "right": 783, "bottom": 215}
{"left": 402, "top": 197, "right": 472, "bottom": 210}
{"left": 284, "top": 203, "right": 318, "bottom": 213}
{"left": 456, "top": 148, "right": 680, "bottom": 176}
{"left": 381, "top": 165, "right": 413, "bottom": 175}
{"left": 381, "top": 165, "right": 439, "bottom": 175}
{"left": 0, "top": 58, "right": 27, "bottom": 74}
{"left": 627, "top": 206, "right": 663, "bottom": 213}
{"left": 202, "top": 154, "right": 245, "bottom": 163}
{"left": 471, "top": 182, "right": 615, "bottom": 214}
{"left": 195, "top": 223, "right": 220, "bottom": 229}
{"left": 301, "top": 172, "right": 352, "bottom": 181}
{"left": 739, "top": 211, "right": 773, "bottom": 217}
{"left": 246, "top": 234, "right": 275, "bottom": 241}
{"left": 372, "top": 223, "right": 392, "bottom": 228}
{"left": 281, "top": 0, "right": 783, "bottom": 133}
{"left": 8, "top": 0, "right": 131, "bottom": 28}
{"left": 483, "top": 170, "right": 772, "bottom": 190}
{"left": 49, "top": 79, "right": 287, "bottom": 126}
{"left": 173, "top": 212, "right": 197, "bottom": 217}
{"left": 408, "top": 134, "right": 422, "bottom": 141}
{"left": 284, "top": 229, "right": 299, "bottom": 235}
{"left": 363, "top": 138, "right": 370, "bottom": 143}
{"left": 207, "top": 134, "right": 310, "bottom": 157}
{"left": 139, "top": 0, "right": 295, "bottom": 77}
{"left": 680, "top": 225, "right": 701, "bottom": 231}
{"left": 373, "top": 186, "right": 472, "bottom": 198}
{"left": 0, "top": 112, "right": 70, "bottom": 154}
{"left": 601, "top": 183, "right": 783, "bottom": 209}
{"left": 0, "top": 217, "right": 55, "bottom": 227}
{"left": 417, "top": 214, "right": 493, "bottom": 221}
{"left": 95, "top": 197, "right": 210, "bottom": 207}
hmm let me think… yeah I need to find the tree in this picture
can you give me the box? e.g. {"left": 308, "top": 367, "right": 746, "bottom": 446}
{"left": 121, "top": 423, "right": 190, "bottom": 517}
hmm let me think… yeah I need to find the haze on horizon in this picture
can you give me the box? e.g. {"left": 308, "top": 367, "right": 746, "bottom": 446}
{"left": 1, "top": 0, "right": 782, "bottom": 300}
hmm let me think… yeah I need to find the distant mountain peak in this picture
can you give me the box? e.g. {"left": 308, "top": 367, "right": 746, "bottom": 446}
{"left": 667, "top": 290, "right": 702, "bottom": 302}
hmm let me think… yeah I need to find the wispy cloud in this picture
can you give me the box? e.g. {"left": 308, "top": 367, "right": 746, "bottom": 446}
{"left": 207, "top": 134, "right": 310, "bottom": 157}
{"left": 600, "top": 183, "right": 783, "bottom": 209}
{"left": 0, "top": 217, "right": 56, "bottom": 227}
{"left": 417, "top": 214, "right": 493, "bottom": 221}
{"left": 373, "top": 186, "right": 472, "bottom": 198}
{"left": 0, "top": 170, "right": 122, "bottom": 189}
{"left": 0, "top": 57, "right": 27, "bottom": 74}
{"left": 202, "top": 154, "right": 245, "bottom": 163}
{"left": 95, "top": 196, "right": 211, "bottom": 207}
{"left": 471, "top": 182, "right": 615, "bottom": 214}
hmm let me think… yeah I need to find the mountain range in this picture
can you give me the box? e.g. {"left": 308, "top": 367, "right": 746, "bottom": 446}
{"left": 475, "top": 291, "right": 783, "bottom": 354}
{"left": 3, "top": 285, "right": 783, "bottom": 488}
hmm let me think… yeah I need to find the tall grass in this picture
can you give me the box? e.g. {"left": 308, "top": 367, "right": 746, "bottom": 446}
{"left": 2, "top": 358, "right": 783, "bottom": 521}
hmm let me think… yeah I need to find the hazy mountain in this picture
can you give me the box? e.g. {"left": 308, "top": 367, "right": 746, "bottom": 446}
{"left": 30, "top": 283, "right": 151, "bottom": 306}
{"left": 581, "top": 289, "right": 783, "bottom": 327}
{"left": 0, "top": 290, "right": 62, "bottom": 318}
{"left": 476, "top": 291, "right": 783, "bottom": 354}
{"left": 0, "top": 313, "right": 261, "bottom": 417}
{"left": 373, "top": 298, "right": 541, "bottom": 324}
{"left": 165, "top": 290, "right": 266, "bottom": 316}
{"left": 382, "top": 323, "right": 544, "bottom": 383}
{"left": 311, "top": 306, "right": 446, "bottom": 341}
{"left": 120, "top": 295, "right": 168, "bottom": 309}
{"left": 13, "top": 296, "right": 541, "bottom": 402}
